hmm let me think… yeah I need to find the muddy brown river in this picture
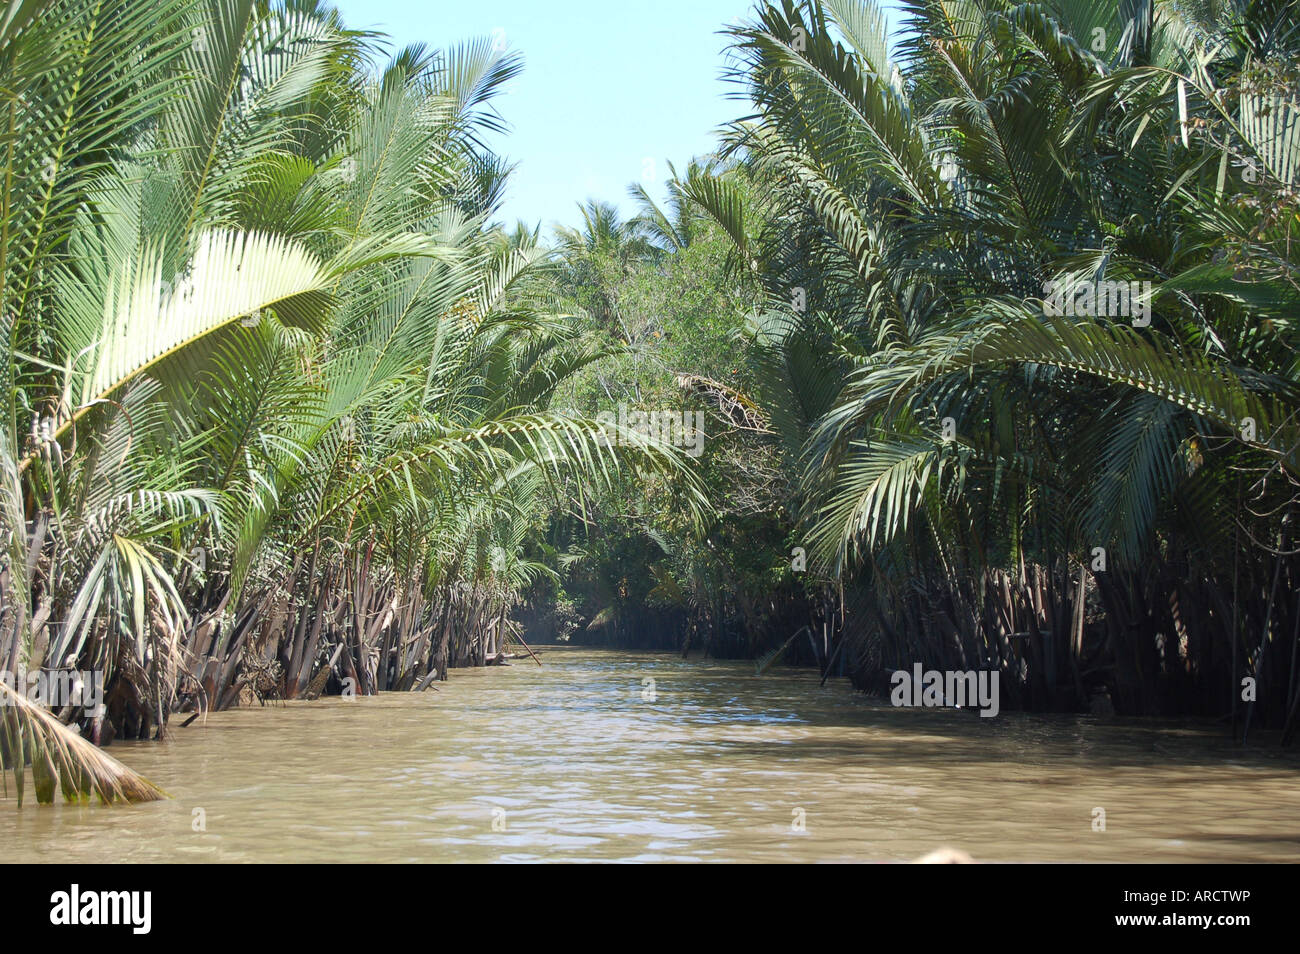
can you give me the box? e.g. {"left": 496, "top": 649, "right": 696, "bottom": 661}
{"left": 4, "top": 648, "right": 1299, "bottom": 862}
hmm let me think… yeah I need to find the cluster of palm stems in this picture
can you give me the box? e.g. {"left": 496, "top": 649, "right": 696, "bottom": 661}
{"left": 684, "top": 0, "right": 1300, "bottom": 733}
{"left": 0, "top": 0, "right": 701, "bottom": 803}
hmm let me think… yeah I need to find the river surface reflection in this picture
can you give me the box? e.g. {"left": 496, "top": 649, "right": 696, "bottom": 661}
{"left": 4, "top": 647, "right": 1299, "bottom": 862}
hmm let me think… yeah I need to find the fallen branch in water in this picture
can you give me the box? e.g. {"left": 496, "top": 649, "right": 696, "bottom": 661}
{"left": 0, "top": 680, "right": 167, "bottom": 806}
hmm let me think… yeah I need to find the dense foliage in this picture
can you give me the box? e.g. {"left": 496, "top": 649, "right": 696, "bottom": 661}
{"left": 609, "top": 0, "right": 1300, "bottom": 734}
{"left": 4, "top": 0, "right": 1300, "bottom": 806}
{"left": 543, "top": 0, "right": 1300, "bottom": 740}
{"left": 0, "top": 0, "right": 701, "bottom": 802}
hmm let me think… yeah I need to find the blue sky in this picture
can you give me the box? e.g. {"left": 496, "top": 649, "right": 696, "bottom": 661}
{"left": 331, "top": 1, "right": 900, "bottom": 233}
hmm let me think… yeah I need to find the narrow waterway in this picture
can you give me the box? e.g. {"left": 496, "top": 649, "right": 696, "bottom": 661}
{"left": 4, "top": 647, "right": 1299, "bottom": 862}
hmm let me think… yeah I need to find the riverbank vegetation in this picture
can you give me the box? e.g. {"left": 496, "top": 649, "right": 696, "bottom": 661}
{"left": 535, "top": 0, "right": 1300, "bottom": 740}
{"left": 0, "top": 0, "right": 702, "bottom": 801}
{"left": 2, "top": 0, "right": 1299, "bottom": 804}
